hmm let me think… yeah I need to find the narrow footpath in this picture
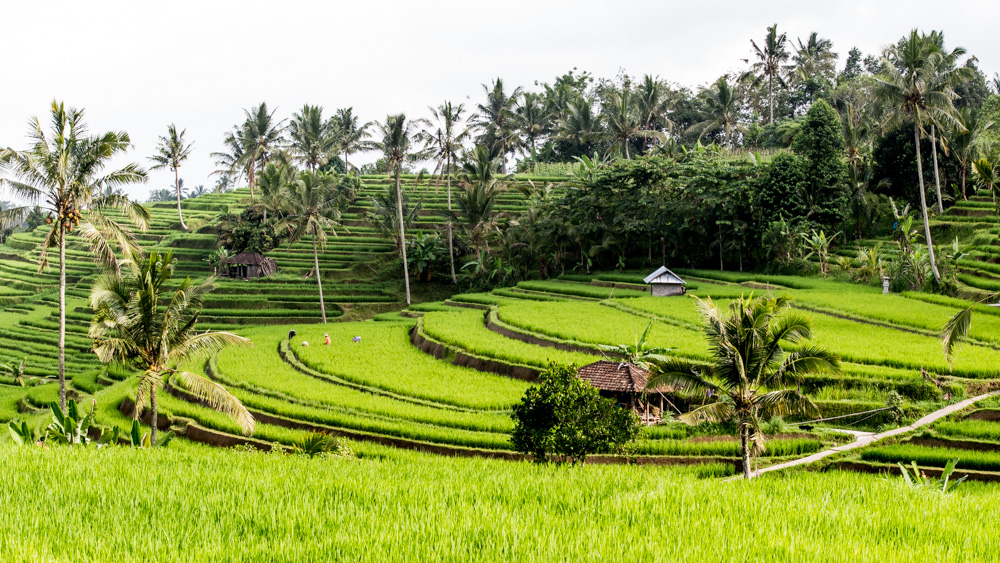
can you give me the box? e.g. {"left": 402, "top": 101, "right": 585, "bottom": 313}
{"left": 750, "top": 390, "right": 1000, "bottom": 478}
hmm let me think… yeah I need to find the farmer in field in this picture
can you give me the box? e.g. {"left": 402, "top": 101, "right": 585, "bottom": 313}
{"left": 324, "top": 333, "right": 331, "bottom": 346}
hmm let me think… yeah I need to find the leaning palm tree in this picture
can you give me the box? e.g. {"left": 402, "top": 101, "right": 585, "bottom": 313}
{"left": 742, "top": 24, "right": 791, "bottom": 124}
{"left": 876, "top": 29, "right": 969, "bottom": 283}
{"left": 289, "top": 105, "right": 338, "bottom": 171}
{"left": 647, "top": 295, "right": 839, "bottom": 479}
{"left": 0, "top": 101, "right": 149, "bottom": 411}
{"left": 279, "top": 170, "right": 351, "bottom": 323}
{"left": 149, "top": 124, "right": 194, "bottom": 231}
{"left": 370, "top": 115, "right": 428, "bottom": 305}
{"left": 89, "top": 251, "right": 253, "bottom": 444}
{"left": 418, "top": 101, "right": 470, "bottom": 283}
{"left": 333, "top": 107, "right": 373, "bottom": 175}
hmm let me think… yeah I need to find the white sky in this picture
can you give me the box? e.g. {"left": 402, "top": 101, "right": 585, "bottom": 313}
{"left": 1, "top": 0, "right": 998, "bottom": 202}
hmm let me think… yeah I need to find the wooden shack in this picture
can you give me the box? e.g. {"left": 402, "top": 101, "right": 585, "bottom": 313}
{"left": 643, "top": 266, "right": 687, "bottom": 297}
{"left": 577, "top": 360, "right": 670, "bottom": 424}
{"left": 221, "top": 252, "right": 277, "bottom": 279}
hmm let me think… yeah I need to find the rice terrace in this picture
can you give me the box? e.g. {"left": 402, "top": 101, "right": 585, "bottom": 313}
{"left": 3, "top": 3, "right": 1000, "bottom": 561}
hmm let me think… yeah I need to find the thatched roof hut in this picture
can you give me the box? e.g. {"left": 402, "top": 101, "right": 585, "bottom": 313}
{"left": 577, "top": 361, "right": 670, "bottom": 423}
{"left": 222, "top": 252, "right": 277, "bottom": 279}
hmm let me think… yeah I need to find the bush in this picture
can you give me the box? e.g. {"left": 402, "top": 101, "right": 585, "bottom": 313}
{"left": 511, "top": 363, "right": 640, "bottom": 463}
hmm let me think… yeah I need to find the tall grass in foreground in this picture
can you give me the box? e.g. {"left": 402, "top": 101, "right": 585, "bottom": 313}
{"left": 1, "top": 446, "right": 999, "bottom": 561}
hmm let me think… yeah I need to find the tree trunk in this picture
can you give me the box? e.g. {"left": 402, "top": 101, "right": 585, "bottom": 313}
{"left": 150, "top": 381, "right": 158, "bottom": 446}
{"left": 741, "top": 425, "right": 752, "bottom": 479}
{"left": 248, "top": 166, "right": 256, "bottom": 200}
{"left": 345, "top": 152, "right": 350, "bottom": 176}
{"left": 930, "top": 125, "right": 944, "bottom": 214}
{"left": 313, "top": 233, "right": 327, "bottom": 323}
{"left": 768, "top": 74, "right": 774, "bottom": 124}
{"left": 447, "top": 153, "right": 457, "bottom": 284}
{"left": 58, "top": 226, "right": 67, "bottom": 412}
{"left": 915, "top": 122, "right": 942, "bottom": 283}
{"left": 175, "top": 168, "right": 187, "bottom": 231}
{"left": 395, "top": 168, "right": 412, "bottom": 305}
{"left": 961, "top": 167, "right": 968, "bottom": 201}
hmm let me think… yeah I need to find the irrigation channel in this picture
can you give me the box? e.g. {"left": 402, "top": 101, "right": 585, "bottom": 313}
{"left": 747, "top": 390, "right": 1000, "bottom": 479}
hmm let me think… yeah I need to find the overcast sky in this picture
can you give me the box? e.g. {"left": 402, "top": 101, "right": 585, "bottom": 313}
{"left": 2, "top": 0, "right": 997, "bottom": 203}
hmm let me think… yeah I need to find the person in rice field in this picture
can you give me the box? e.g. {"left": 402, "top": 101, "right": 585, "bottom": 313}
{"left": 324, "top": 333, "right": 331, "bottom": 346}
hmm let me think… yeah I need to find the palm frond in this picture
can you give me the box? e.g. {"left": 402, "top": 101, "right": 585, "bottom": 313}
{"left": 173, "top": 370, "right": 255, "bottom": 435}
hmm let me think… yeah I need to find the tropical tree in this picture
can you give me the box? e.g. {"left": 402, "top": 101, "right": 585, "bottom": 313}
{"left": 0, "top": 101, "right": 149, "bottom": 411}
{"left": 418, "top": 101, "right": 469, "bottom": 283}
{"left": 555, "top": 96, "right": 601, "bottom": 152}
{"left": 688, "top": 77, "right": 743, "bottom": 146}
{"left": 742, "top": 24, "right": 791, "bottom": 123}
{"left": 280, "top": 170, "right": 353, "bottom": 322}
{"left": 89, "top": 251, "right": 253, "bottom": 444}
{"left": 792, "top": 32, "right": 838, "bottom": 105}
{"left": 950, "top": 108, "right": 994, "bottom": 200}
{"left": 148, "top": 124, "right": 194, "bottom": 230}
{"left": 876, "top": 29, "right": 970, "bottom": 283}
{"left": 333, "top": 107, "right": 373, "bottom": 175}
{"left": 472, "top": 78, "right": 523, "bottom": 172}
{"left": 648, "top": 295, "right": 839, "bottom": 479}
{"left": 371, "top": 114, "right": 427, "bottom": 305}
{"left": 454, "top": 144, "right": 509, "bottom": 260}
{"left": 601, "top": 88, "right": 666, "bottom": 158}
{"left": 635, "top": 75, "right": 674, "bottom": 151}
{"left": 972, "top": 155, "right": 1000, "bottom": 221}
{"left": 213, "top": 103, "right": 286, "bottom": 199}
{"left": 515, "top": 92, "right": 549, "bottom": 160}
{"left": 254, "top": 163, "right": 293, "bottom": 223}
{"left": 289, "top": 105, "right": 337, "bottom": 171}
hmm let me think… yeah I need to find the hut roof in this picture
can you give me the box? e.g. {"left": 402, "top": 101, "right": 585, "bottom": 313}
{"left": 644, "top": 266, "right": 686, "bottom": 285}
{"left": 577, "top": 361, "right": 655, "bottom": 394}
{"left": 222, "top": 252, "right": 271, "bottom": 266}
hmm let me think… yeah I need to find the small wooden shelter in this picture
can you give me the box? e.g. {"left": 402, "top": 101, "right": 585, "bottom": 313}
{"left": 221, "top": 252, "right": 277, "bottom": 279}
{"left": 643, "top": 266, "right": 687, "bottom": 297}
{"left": 577, "top": 361, "right": 670, "bottom": 424}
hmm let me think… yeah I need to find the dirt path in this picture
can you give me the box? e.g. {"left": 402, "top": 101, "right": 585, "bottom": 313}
{"left": 749, "top": 391, "right": 1000, "bottom": 478}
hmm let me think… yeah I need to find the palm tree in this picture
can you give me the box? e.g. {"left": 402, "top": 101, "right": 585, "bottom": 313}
{"left": 792, "top": 32, "right": 838, "bottom": 103}
{"left": 254, "top": 163, "right": 293, "bottom": 223}
{"left": 0, "top": 101, "right": 149, "bottom": 412}
{"left": 419, "top": 101, "right": 469, "bottom": 283}
{"left": 602, "top": 88, "right": 666, "bottom": 158}
{"left": 89, "top": 251, "right": 253, "bottom": 444}
{"left": 636, "top": 75, "right": 674, "bottom": 152}
{"left": 148, "top": 124, "right": 194, "bottom": 231}
{"left": 333, "top": 107, "right": 373, "bottom": 175}
{"left": 280, "top": 170, "right": 352, "bottom": 322}
{"left": 876, "top": 29, "right": 969, "bottom": 283}
{"left": 213, "top": 103, "right": 286, "bottom": 199}
{"left": 515, "top": 92, "right": 549, "bottom": 160}
{"left": 371, "top": 115, "right": 427, "bottom": 305}
{"left": 648, "top": 295, "right": 839, "bottom": 479}
{"left": 742, "top": 24, "right": 791, "bottom": 124}
{"left": 453, "top": 144, "right": 509, "bottom": 260}
{"left": 472, "top": 78, "right": 523, "bottom": 172}
{"left": 950, "top": 108, "right": 994, "bottom": 200}
{"left": 365, "top": 186, "right": 422, "bottom": 252}
{"left": 289, "top": 105, "right": 337, "bottom": 171}
{"left": 972, "top": 156, "right": 999, "bottom": 221}
{"left": 687, "top": 77, "right": 743, "bottom": 146}
{"left": 555, "top": 96, "right": 601, "bottom": 152}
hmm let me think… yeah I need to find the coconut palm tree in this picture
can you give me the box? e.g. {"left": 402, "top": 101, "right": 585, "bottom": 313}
{"left": 647, "top": 295, "right": 839, "bottom": 479}
{"left": 289, "top": 105, "right": 338, "bottom": 171}
{"left": 254, "top": 163, "right": 293, "bottom": 223}
{"left": 333, "top": 107, "right": 373, "bottom": 175}
{"left": 742, "top": 24, "right": 791, "bottom": 124}
{"left": 972, "top": 155, "right": 1000, "bottom": 221}
{"left": 602, "top": 88, "right": 666, "bottom": 159}
{"left": 418, "top": 101, "right": 470, "bottom": 283}
{"left": 950, "top": 108, "right": 995, "bottom": 200}
{"left": 371, "top": 114, "right": 428, "bottom": 305}
{"left": 472, "top": 79, "right": 523, "bottom": 172}
{"left": 516, "top": 92, "right": 549, "bottom": 160}
{"left": 555, "top": 96, "right": 601, "bottom": 152}
{"left": 635, "top": 75, "right": 674, "bottom": 152}
{"left": 213, "top": 103, "right": 286, "bottom": 199}
{"left": 0, "top": 101, "right": 150, "bottom": 411}
{"left": 453, "top": 144, "right": 510, "bottom": 260}
{"left": 148, "top": 124, "right": 194, "bottom": 231}
{"left": 687, "top": 77, "right": 743, "bottom": 146}
{"left": 280, "top": 170, "right": 352, "bottom": 323}
{"left": 89, "top": 250, "right": 253, "bottom": 444}
{"left": 876, "top": 29, "right": 969, "bottom": 283}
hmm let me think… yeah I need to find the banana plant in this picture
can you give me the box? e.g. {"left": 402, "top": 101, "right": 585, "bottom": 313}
{"left": 45, "top": 399, "right": 96, "bottom": 445}
{"left": 598, "top": 321, "right": 674, "bottom": 369}
{"left": 898, "top": 458, "right": 967, "bottom": 493}
{"left": 128, "top": 420, "right": 174, "bottom": 448}
{"left": 7, "top": 421, "right": 36, "bottom": 446}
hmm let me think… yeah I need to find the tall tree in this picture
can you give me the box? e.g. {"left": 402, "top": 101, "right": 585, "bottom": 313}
{"left": 418, "top": 101, "right": 469, "bottom": 284}
{"left": 280, "top": 170, "right": 353, "bottom": 323}
{"left": 148, "top": 124, "right": 194, "bottom": 231}
{"left": 289, "top": 105, "right": 337, "bottom": 171}
{"left": 371, "top": 115, "right": 427, "bottom": 305}
{"left": 687, "top": 77, "right": 743, "bottom": 146}
{"left": 950, "top": 108, "right": 995, "bottom": 200}
{"left": 213, "top": 103, "right": 285, "bottom": 199}
{"left": 0, "top": 101, "right": 150, "bottom": 411}
{"left": 89, "top": 251, "right": 253, "bottom": 444}
{"left": 516, "top": 92, "right": 549, "bottom": 161}
{"left": 333, "top": 107, "right": 373, "bottom": 175}
{"left": 635, "top": 75, "right": 674, "bottom": 152}
{"left": 454, "top": 144, "right": 510, "bottom": 260}
{"left": 648, "top": 295, "right": 838, "bottom": 479}
{"left": 602, "top": 87, "right": 666, "bottom": 158}
{"left": 472, "top": 78, "right": 523, "bottom": 172}
{"left": 877, "top": 30, "right": 969, "bottom": 283}
{"left": 742, "top": 24, "right": 791, "bottom": 124}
